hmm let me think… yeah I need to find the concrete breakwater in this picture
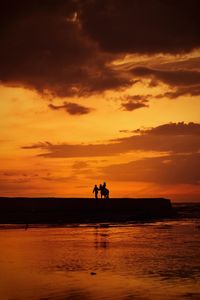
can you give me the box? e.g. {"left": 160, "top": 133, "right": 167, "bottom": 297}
{"left": 0, "top": 197, "right": 174, "bottom": 223}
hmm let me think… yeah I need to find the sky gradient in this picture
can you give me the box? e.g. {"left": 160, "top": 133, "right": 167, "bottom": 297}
{"left": 1, "top": 0, "right": 200, "bottom": 201}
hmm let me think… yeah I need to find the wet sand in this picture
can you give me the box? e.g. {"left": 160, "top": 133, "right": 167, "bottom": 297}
{"left": 0, "top": 218, "right": 200, "bottom": 300}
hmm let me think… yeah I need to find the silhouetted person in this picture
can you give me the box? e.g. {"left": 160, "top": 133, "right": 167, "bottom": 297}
{"left": 93, "top": 185, "right": 99, "bottom": 199}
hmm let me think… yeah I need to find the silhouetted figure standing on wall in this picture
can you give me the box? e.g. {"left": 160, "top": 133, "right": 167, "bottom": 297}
{"left": 93, "top": 185, "right": 99, "bottom": 199}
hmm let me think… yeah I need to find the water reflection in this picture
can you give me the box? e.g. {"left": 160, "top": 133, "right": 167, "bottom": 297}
{"left": 94, "top": 227, "right": 109, "bottom": 248}
{"left": 0, "top": 221, "right": 200, "bottom": 300}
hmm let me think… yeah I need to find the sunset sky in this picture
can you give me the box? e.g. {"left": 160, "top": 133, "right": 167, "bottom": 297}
{"left": 1, "top": 0, "right": 200, "bottom": 201}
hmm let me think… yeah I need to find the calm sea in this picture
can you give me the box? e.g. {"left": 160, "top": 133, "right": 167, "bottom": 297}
{"left": 0, "top": 203, "right": 200, "bottom": 300}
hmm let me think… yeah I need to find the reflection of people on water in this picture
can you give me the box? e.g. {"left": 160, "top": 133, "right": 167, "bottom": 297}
{"left": 93, "top": 182, "right": 109, "bottom": 199}
{"left": 94, "top": 226, "right": 109, "bottom": 248}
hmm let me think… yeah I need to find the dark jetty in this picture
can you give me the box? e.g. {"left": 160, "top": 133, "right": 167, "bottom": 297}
{"left": 0, "top": 197, "right": 174, "bottom": 224}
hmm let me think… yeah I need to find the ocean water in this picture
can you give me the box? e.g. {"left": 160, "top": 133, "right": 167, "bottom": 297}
{"left": 0, "top": 203, "right": 200, "bottom": 300}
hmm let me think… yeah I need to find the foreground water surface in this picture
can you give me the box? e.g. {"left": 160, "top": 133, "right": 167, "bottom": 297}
{"left": 0, "top": 218, "right": 200, "bottom": 299}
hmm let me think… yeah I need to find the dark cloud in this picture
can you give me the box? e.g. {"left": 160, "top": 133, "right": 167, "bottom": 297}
{"left": 22, "top": 141, "right": 122, "bottom": 158}
{"left": 0, "top": 1, "right": 89, "bottom": 95}
{"left": 101, "top": 153, "right": 200, "bottom": 184}
{"left": 156, "top": 85, "right": 200, "bottom": 99}
{"left": 133, "top": 122, "right": 200, "bottom": 135}
{"left": 22, "top": 122, "right": 200, "bottom": 158}
{"left": 121, "top": 101, "right": 148, "bottom": 111}
{"left": 121, "top": 95, "right": 149, "bottom": 111}
{"left": 80, "top": 0, "right": 200, "bottom": 54}
{"left": 1, "top": 0, "right": 199, "bottom": 97}
{"left": 48, "top": 102, "right": 92, "bottom": 115}
{"left": 130, "top": 67, "right": 200, "bottom": 97}
{"left": 0, "top": 0, "right": 131, "bottom": 96}
{"left": 131, "top": 67, "right": 200, "bottom": 86}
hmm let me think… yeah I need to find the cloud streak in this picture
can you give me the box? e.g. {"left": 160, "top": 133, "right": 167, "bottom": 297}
{"left": 22, "top": 122, "right": 200, "bottom": 158}
{"left": 131, "top": 67, "right": 200, "bottom": 86}
{"left": 48, "top": 102, "right": 93, "bottom": 115}
{"left": 133, "top": 122, "right": 200, "bottom": 135}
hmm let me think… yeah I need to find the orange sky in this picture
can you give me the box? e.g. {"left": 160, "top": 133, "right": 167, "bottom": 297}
{"left": 1, "top": 1, "right": 200, "bottom": 201}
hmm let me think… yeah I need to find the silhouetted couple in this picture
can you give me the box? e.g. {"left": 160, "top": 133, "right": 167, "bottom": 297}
{"left": 93, "top": 182, "right": 109, "bottom": 199}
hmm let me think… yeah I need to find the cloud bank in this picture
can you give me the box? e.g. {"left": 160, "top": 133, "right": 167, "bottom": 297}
{"left": 0, "top": 0, "right": 200, "bottom": 97}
